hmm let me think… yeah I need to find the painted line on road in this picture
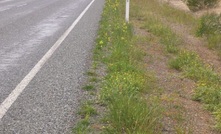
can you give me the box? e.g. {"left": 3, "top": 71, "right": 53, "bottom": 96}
{"left": 0, "top": 0, "right": 95, "bottom": 120}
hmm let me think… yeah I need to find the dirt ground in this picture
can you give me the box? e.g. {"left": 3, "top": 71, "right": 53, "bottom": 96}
{"left": 133, "top": 1, "right": 221, "bottom": 133}
{"left": 163, "top": 0, "right": 221, "bottom": 16}
{"left": 134, "top": 23, "right": 218, "bottom": 134}
{"left": 161, "top": 0, "right": 190, "bottom": 12}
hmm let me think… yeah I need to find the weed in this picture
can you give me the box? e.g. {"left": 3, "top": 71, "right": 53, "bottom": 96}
{"left": 82, "top": 85, "right": 95, "bottom": 91}
{"left": 197, "top": 13, "right": 221, "bottom": 36}
{"left": 169, "top": 51, "right": 199, "bottom": 70}
{"left": 75, "top": 0, "right": 221, "bottom": 133}
{"left": 175, "top": 125, "right": 192, "bottom": 134}
{"left": 104, "top": 94, "right": 161, "bottom": 134}
{"left": 194, "top": 86, "right": 221, "bottom": 111}
{"left": 73, "top": 116, "right": 90, "bottom": 134}
{"left": 170, "top": 50, "right": 221, "bottom": 130}
{"left": 129, "top": 0, "right": 221, "bottom": 132}
{"left": 89, "top": 77, "right": 99, "bottom": 82}
{"left": 131, "top": 0, "right": 196, "bottom": 26}
{"left": 143, "top": 17, "right": 180, "bottom": 53}
{"left": 170, "top": 51, "right": 220, "bottom": 84}
{"left": 197, "top": 13, "right": 221, "bottom": 50}
{"left": 91, "top": 0, "right": 162, "bottom": 133}
{"left": 78, "top": 102, "right": 97, "bottom": 118}
{"left": 86, "top": 71, "right": 97, "bottom": 77}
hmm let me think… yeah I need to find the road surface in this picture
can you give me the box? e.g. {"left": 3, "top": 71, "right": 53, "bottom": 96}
{"left": 0, "top": 0, "right": 104, "bottom": 133}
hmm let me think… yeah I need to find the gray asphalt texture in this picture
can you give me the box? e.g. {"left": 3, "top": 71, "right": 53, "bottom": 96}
{"left": 0, "top": 0, "right": 104, "bottom": 133}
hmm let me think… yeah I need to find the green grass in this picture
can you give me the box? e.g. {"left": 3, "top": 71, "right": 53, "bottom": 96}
{"left": 89, "top": 77, "right": 99, "bottom": 83}
{"left": 169, "top": 51, "right": 220, "bottom": 84}
{"left": 131, "top": 0, "right": 197, "bottom": 26}
{"left": 131, "top": 0, "right": 195, "bottom": 54}
{"left": 187, "top": 0, "right": 219, "bottom": 11}
{"left": 73, "top": 117, "right": 90, "bottom": 134}
{"left": 196, "top": 13, "right": 221, "bottom": 54}
{"left": 85, "top": 71, "right": 97, "bottom": 77}
{"left": 104, "top": 94, "right": 160, "bottom": 133}
{"left": 170, "top": 50, "right": 221, "bottom": 130}
{"left": 82, "top": 85, "right": 95, "bottom": 91}
{"left": 73, "top": 102, "right": 97, "bottom": 134}
{"left": 92, "top": 0, "right": 162, "bottom": 133}
{"left": 131, "top": 0, "right": 221, "bottom": 131}
{"left": 74, "top": 0, "right": 221, "bottom": 133}
{"left": 169, "top": 51, "right": 200, "bottom": 70}
{"left": 143, "top": 18, "right": 181, "bottom": 53}
{"left": 78, "top": 102, "right": 97, "bottom": 118}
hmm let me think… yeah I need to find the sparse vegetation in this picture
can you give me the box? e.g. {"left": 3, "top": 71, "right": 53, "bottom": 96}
{"left": 78, "top": 102, "right": 97, "bottom": 117}
{"left": 73, "top": 117, "right": 90, "bottom": 134}
{"left": 170, "top": 50, "right": 221, "bottom": 130}
{"left": 85, "top": 71, "right": 97, "bottom": 77}
{"left": 82, "top": 85, "right": 95, "bottom": 91}
{"left": 143, "top": 18, "right": 181, "bottom": 53}
{"left": 132, "top": 0, "right": 221, "bottom": 132}
{"left": 187, "top": 0, "right": 219, "bottom": 11}
{"left": 197, "top": 13, "right": 221, "bottom": 53}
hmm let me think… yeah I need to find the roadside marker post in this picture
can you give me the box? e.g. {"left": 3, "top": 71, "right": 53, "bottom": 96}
{"left": 125, "top": 0, "right": 130, "bottom": 23}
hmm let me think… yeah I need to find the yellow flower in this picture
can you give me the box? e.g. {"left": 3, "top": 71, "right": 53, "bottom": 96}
{"left": 99, "top": 40, "right": 104, "bottom": 45}
{"left": 201, "top": 83, "right": 206, "bottom": 86}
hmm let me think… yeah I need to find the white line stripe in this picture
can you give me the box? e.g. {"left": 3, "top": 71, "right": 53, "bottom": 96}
{"left": 0, "top": 0, "right": 95, "bottom": 120}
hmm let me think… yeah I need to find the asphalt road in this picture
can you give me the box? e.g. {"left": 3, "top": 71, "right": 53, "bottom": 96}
{"left": 0, "top": 0, "right": 104, "bottom": 133}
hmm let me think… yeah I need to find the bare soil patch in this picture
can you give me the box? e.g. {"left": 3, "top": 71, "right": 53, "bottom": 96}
{"left": 161, "top": 0, "right": 221, "bottom": 16}
{"left": 161, "top": 0, "right": 191, "bottom": 12}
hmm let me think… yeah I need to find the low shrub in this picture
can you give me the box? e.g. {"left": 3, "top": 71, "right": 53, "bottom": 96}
{"left": 197, "top": 13, "right": 221, "bottom": 36}
{"left": 197, "top": 13, "right": 221, "bottom": 50}
{"left": 187, "top": 0, "right": 219, "bottom": 11}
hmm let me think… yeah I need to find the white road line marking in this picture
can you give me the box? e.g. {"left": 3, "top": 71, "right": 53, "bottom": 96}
{"left": 0, "top": 0, "right": 95, "bottom": 120}
{"left": 16, "top": 3, "right": 27, "bottom": 8}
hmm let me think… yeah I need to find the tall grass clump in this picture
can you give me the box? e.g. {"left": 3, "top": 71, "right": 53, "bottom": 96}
{"left": 94, "top": 0, "right": 161, "bottom": 133}
{"left": 187, "top": 0, "right": 219, "bottom": 11}
{"left": 197, "top": 13, "right": 221, "bottom": 51}
{"left": 143, "top": 17, "right": 181, "bottom": 53}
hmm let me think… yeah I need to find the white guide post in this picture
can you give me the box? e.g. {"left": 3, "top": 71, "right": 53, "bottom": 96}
{"left": 125, "top": 0, "right": 130, "bottom": 23}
